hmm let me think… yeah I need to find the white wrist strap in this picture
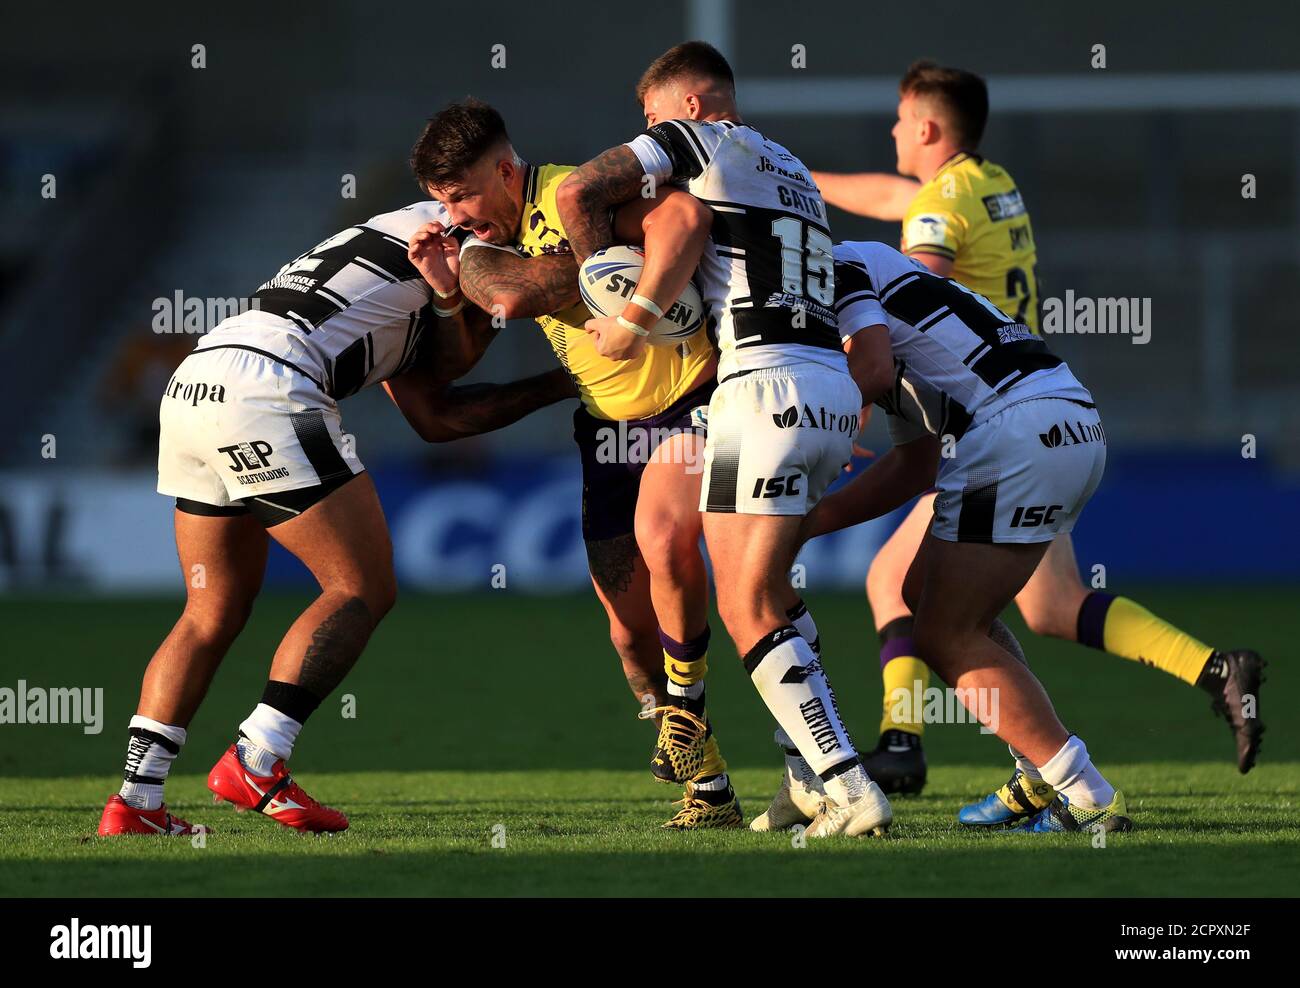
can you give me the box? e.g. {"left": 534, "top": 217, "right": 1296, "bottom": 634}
{"left": 616, "top": 315, "right": 650, "bottom": 337}
{"left": 433, "top": 285, "right": 460, "bottom": 299}
{"left": 630, "top": 294, "right": 663, "bottom": 319}
{"left": 434, "top": 297, "right": 468, "bottom": 318}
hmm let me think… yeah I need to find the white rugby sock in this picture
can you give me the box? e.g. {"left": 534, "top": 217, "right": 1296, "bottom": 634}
{"left": 119, "top": 715, "right": 187, "bottom": 810}
{"left": 786, "top": 600, "right": 822, "bottom": 656}
{"left": 746, "top": 626, "right": 866, "bottom": 805}
{"left": 237, "top": 703, "right": 303, "bottom": 773}
{"left": 1038, "top": 735, "right": 1115, "bottom": 809}
{"left": 1009, "top": 744, "right": 1044, "bottom": 781}
{"left": 667, "top": 679, "right": 705, "bottom": 701}
{"left": 775, "top": 726, "right": 824, "bottom": 794}
{"left": 692, "top": 773, "right": 730, "bottom": 792}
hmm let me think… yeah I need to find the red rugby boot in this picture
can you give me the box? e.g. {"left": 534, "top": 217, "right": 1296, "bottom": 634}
{"left": 98, "top": 794, "right": 200, "bottom": 836}
{"left": 207, "top": 743, "right": 348, "bottom": 833}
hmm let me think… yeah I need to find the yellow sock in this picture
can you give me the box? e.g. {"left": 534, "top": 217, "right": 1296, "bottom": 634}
{"left": 880, "top": 655, "right": 930, "bottom": 737}
{"left": 1079, "top": 593, "right": 1214, "bottom": 685}
{"left": 698, "top": 734, "right": 727, "bottom": 778}
{"left": 664, "top": 651, "right": 707, "bottom": 687}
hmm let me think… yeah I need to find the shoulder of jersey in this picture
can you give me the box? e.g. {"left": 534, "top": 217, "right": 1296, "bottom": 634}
{"left": 363, "top": 200, "right": 452, "bottom": 238}
{"left": 834, "top": 240, "right": 921, "bottom": 283}
{"left": 647, "top": 118, "right": 740, "bottom": 168}
{"left": 977, "top": 158, "right": 1007, "bottom": 180}
{"left": 951, "top": 155, "right": 1015, "bottom": 198}
{"left": 919, "top": 163, "right": 978, "bottom": 204}
{"left": 656, "top": 118, "right": 739, "bottom": 135}
{"left": 534, "top": 163, "right": 576, "bottom": 199}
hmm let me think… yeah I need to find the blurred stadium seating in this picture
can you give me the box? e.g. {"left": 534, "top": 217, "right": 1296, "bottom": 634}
{"left": 2, "top": 0, "right": 1297, "bottom": 590}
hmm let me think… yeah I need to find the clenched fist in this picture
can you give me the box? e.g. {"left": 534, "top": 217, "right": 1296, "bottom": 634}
{"left": 407, "top": 221, "right": 461, "bottom": 298}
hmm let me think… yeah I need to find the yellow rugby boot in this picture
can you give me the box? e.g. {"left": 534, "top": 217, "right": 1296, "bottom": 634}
{"left": 661, "top": 779, "right": 743, "bottom": 830}
{"left": 641, "top": 705, "right": 710, "bottom": 784}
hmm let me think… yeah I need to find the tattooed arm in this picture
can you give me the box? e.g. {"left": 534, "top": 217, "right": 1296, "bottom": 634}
{"left": 459, "top": 241, "right": 580, "bottom": 320}
{"left": 428, "top": 302, "right": 501, "bottom": 384}
{"left": 388, "top": 219, "right": 578, "bottom": 442}
{"left": 384, "top": 361, "right": 576, "bottom": 443}
{"left": 555, "top": 145, "right": 649, "bottom": 265}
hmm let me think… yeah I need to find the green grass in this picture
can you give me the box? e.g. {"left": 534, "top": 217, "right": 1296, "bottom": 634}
{"left": 0, "top": 588, "right": 1295, "bottom": 896}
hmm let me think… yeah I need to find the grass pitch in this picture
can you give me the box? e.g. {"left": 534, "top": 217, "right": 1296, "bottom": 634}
{"left": 1, "top": 588, "right": 1295, "bottom": 897}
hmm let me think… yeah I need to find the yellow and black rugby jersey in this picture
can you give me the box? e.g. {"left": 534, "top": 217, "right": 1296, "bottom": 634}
{"left": 513, "top": 163, "right": 715, "bottom": 422}
{"left": 901, "top": 152, "right": 1040, "bottom": 332}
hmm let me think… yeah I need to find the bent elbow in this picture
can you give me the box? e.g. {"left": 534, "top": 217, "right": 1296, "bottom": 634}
{"left": 679, "top": 198, "right": 712, "bottom": 237}
{"left": 492, "top": 293, "right": 526, "bottom": 321}
{"left": 555, "top": 175, "right": 583, "bottom": 216}
{"left": 867, "top": 364, "right": 895, "bottom": 401}
{"left": 420, "top": 421, "right": 465, "bottom": 444}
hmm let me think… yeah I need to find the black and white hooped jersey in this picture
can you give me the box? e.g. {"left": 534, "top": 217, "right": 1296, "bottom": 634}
{"left": 833, "top": 241, "right": 1092, "bottom": 445}
{"left": 197, "top": 201, "right": 452, "bottom": 400}
{"left": 626, "top": 119, "right": 844, "bottom": 380}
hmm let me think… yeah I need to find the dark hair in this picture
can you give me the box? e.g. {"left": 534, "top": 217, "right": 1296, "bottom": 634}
{"left": 899, "top": 60, "right": 989, "bottom": 149}
{"left": 410, "top": 98, "right": 510, "bottom": 190}
{"left": 636, "top": 40, "right": 735, "bottom": 103}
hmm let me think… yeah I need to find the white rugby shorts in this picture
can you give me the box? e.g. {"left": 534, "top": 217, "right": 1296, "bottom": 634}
{"left": 700, "top": 363, "right": 861, "bottom": 516}
{"left": 931, "top": 396, "right": 1107, "bottom": 544}
{"left": 157, "top": 345, "right": 363, "bottom": 513}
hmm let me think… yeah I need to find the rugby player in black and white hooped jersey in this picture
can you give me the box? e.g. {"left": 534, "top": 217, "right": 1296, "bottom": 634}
{"left": 558, "top": 42, "right": 897, "bottom": 838}
{"left": 97, "top": 200, "right": 574, "bottom": 837}
{"left": 790, "top": 240, "right": 1132, "bottom": 834}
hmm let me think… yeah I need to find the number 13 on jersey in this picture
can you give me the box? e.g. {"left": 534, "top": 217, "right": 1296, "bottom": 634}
{"left": 771, "top": 216, "right": 835, "bottom": 305}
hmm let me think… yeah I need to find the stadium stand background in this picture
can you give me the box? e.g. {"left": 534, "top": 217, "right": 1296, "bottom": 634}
{"left": 2, "top": 1, "right": 1297, "bottom": 589}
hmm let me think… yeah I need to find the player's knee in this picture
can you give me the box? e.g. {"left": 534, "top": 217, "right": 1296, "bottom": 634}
{"left": 180, "top": 595, "right": 255, "bottom": 648}
{"left": 634, "top": 520, "right": 699, "bottom": 581}
{"left": 1020, "top": 598, "right": 1073, "bottom": 640}
{"left": 715, "top": 588, "right": 781, "bottom": 647}
{"left": 868, "top": 569, "right": 908, "bottom": 616}
{"left": 913, "top": 623, "right": 958, "bottom": 669}
{"left": 606, "top": 621, "right": 652, "bottom": 662}
{"left": 370, "top": 577, "right": 397, "bottom": 621}
{"left": 365, "top": 571, "right": 398, "bottom": 621}
{"left": 712, "top": 587, "right": 747, "bottom": 633}
{"left": 328, "top": 569, "right": 396, "bottom": 623}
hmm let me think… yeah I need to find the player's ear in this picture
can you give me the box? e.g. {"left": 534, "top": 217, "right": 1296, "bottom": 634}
{"left": 684, "top": 93, "right": 702, "bottom": 120}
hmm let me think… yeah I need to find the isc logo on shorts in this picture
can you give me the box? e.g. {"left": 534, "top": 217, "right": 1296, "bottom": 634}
{"left": 1010, "top": 504, "right": 1063, "bottom": 528}
{"left": 752, "top": 473, "right": 802, "bottom": 499}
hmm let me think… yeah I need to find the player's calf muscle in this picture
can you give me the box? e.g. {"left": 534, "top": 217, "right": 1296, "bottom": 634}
{"left": 292, "top": 595, "right": 376, "bottom": 699}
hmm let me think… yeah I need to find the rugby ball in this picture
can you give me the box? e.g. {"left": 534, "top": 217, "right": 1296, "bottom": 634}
{"left": 578, "top": 245, "right": 705, "bottom": 346}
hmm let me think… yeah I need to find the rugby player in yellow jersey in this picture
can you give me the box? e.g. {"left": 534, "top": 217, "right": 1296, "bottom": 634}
{"left": 407, "top": 99, "right": 741, "bottom": 828}
{"left": 812, "top": 61, "right": 1264, "bottom": 810}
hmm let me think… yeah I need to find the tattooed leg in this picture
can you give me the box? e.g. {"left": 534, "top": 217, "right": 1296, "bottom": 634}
{"left": 271, "top": 595, "right": 376, "bottom": 700}
{"left": 264, "top": 474, "right": 397, "bottom": 702}
{"left": 586, "top": 533, "right": 667, "bottom": 708}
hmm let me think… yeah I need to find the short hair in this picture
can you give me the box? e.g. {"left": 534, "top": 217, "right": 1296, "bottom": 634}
{"left": 899, "top": 60, "right": 989, "bottom": 149}
{"left": 410, "top": 98, "right": 511, "bottom": 190}
{"left": 635, "top": 40, "right": 735, "bottom": 103}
